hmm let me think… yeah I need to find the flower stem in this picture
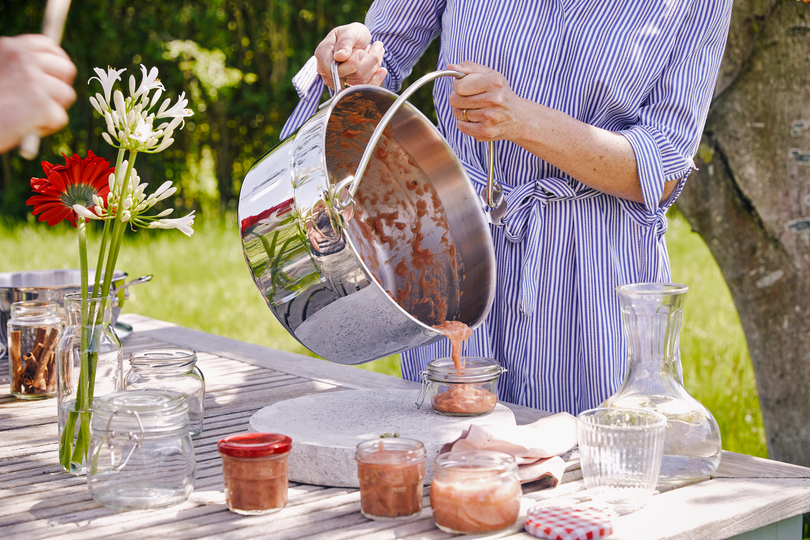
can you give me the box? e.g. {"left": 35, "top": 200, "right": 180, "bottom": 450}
{"left": 100, "top": 151, "right": 138, "bottom": 298}
{"left": 59, "top": 217, "right": 91, "bottom": 471}
{"left": 93, "top": 149, "right": 126, "bottom": 297}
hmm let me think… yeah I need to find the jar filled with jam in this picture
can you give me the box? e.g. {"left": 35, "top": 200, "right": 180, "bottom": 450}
{"left": 355, "top": 438, "right": 426, "bottom": 521}
{"left": 218, "top": 432, "right": 292, "bottom": 515}
{"left": 430, "top": 450, "right": 522, "bottom": 534}
{"left": 416, "top": 357, "right": 506, "bottom": 416}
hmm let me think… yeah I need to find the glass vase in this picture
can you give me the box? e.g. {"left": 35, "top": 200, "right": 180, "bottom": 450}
{"left": 56, "top": 293, "right": 123, "bottom": 474}
{"left": 603, "top": 283, "right": 722, "bottom": 487}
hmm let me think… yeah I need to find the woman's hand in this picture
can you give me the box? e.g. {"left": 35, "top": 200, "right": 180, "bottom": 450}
{"left": 447, "top": 61, "right": 677, "bottom": 204}
{"left": 314, "top": 23, "right": 387, "bottom": 91}
{"left": 0, "top": 34, "right": 77, "bottom": 154}
{"left": 447, "top": 61, "right": 525, "bottom": 143}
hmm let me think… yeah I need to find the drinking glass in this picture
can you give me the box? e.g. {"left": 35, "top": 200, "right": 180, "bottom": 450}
{"left": 578, "top": 407, "right": 666, "bottom": 514}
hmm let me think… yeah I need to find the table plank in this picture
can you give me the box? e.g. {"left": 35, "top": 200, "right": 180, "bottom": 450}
{"left": 1, "top": 314, "right": 809, "bottom": 540}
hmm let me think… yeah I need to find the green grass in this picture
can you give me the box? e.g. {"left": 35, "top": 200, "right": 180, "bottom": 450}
{"left": 0, "top": 217, "right": 401, "bottom": 377}
{"left": 0, "top": 211, "right": 766, "bottom": 457}
{"left": 667, "top": 209, "right": 767, "bottom": 458}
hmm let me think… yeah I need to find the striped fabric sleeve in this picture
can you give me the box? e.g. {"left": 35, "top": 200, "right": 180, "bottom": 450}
{"left": 279, "top": 57, "right": 326, "bottom": 140}
{"left": 619, "top": 0, "right": 733, "bottom": 215}
{"left": 366, "top": 0, "right": 446, "bottom": 92}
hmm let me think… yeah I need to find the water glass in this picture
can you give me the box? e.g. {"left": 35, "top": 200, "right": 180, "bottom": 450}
{"left": 578, "top": 407, "right": 666, "bottom": 514}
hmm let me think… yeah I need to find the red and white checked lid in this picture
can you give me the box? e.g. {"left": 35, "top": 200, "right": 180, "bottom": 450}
{"left": 525, "top": 505, "right": 614, "bottom": 540}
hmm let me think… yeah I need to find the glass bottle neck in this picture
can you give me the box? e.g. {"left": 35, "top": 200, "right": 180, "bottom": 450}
{"left": 64, "top": 295, "right": 113, "bottom": 326}
{"left": 615, "top": 286, "right": 688, "bottom": 396}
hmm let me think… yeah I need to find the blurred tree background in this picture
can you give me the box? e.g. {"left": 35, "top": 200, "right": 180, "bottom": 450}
{"left": 0, "top": 0, "right": 440, "bottom": 220}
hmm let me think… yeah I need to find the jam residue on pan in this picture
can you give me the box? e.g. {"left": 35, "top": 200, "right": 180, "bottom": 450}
{"left": 325, "top": 95, "right": 461, "bottom": 327}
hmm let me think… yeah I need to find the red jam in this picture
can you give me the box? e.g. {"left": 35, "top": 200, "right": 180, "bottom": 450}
{"left": 430, "top": 450, "right": 521, "bottom": 534}
{"left": 356, "top": 438, "right": 426, "bottom": 521}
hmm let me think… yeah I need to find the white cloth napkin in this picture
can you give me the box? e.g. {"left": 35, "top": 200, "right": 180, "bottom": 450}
{"left": 440, "top": 412, "right": 579, "bottom": 485}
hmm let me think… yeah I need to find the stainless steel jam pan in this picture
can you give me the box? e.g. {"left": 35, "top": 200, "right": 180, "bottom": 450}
{"left": 238, "top": 72, "right": 498, "bottom": 365}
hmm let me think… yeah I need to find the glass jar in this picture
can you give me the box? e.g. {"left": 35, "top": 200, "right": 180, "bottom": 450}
{"left": 125, "top": 348, "right": 205, "bottom": 437}
{"left": 7, "top": 301, "right": 61, "bottom": 400}
{"left": 218, "top": 432, "right": 292, "bottom": 515}
{"left": 430, "top": 450, "right": 522, "bottom": 534}
{"left": 416, "top": 357, "right": 505, "bottom": 416}
{"left": 87, "top": 390, "right": 195, "bottom": 510}
{"left": 355, "top": 438, "right": 426, "bottom": 521}
{"left": 603, "top": 283, "right": 722, "bottom": 487}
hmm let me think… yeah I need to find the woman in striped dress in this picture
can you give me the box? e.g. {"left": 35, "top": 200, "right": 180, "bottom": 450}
{"left": 281, "top": 0, "right": 733, "bottom": 415}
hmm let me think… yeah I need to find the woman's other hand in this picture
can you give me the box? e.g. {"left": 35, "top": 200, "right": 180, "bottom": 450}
{"left": 0, "top": 34, "right": 77, "bottom": 154}
{"left": 315, "top": 23, "right": 387, "bottom": 90}
{"left": 448, "top": 61, "right": 524, "bottom": 143}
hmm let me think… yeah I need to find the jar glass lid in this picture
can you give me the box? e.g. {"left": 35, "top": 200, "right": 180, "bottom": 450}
{"left": 10, "top": 300, "right": 59, "bottom": 319}
{"left": 434, "top": 449, "right": 518, "bottom": 475}
{"left": 425, "top": 357, "right": 504, "bottom": 384}
{"left": 92, "top": 390, "right": 189, "bottom": 433}
{"left": 355, "top": 438, "right": 426, "bottom": 463}
{"left": 130, "top": 348, "right": 197, "bottom": 368}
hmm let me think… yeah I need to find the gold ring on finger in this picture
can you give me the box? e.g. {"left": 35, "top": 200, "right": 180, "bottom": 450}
{"left": 463, "top": 109, "right": 469, "bottom": 123}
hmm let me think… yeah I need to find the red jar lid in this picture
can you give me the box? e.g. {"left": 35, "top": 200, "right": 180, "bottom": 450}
{"left": 218, "top": 432, "right": 292, "bottom": 458}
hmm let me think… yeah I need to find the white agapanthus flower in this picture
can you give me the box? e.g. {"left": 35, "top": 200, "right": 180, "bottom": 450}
{"left": 85, "top": 165, "right": 194, "bottom": 237}
{"left": 148, "top": 211, "right": 196, "bottom": 237}
{"left": 88, "top": 66, "right": 126, "bottom": 113}
{"left": 89, "top": 64, "right": 192, "bottom": 153}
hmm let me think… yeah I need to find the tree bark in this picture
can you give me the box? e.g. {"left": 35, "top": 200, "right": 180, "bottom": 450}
{"left": 677, "top": 0, "right": 810, "bottom": 465}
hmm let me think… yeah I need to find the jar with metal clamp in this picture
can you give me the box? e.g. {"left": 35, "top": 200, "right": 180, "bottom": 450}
{"left": 87, "top": 390, "right": 195, "bottom": 510}
{"left": 125, "top": 348, "right": 205, "bottom": 437}
{"left": 415, "top": 357, "right": 506, "bottom": 417}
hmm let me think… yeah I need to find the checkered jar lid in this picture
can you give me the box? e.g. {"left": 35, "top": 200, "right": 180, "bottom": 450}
{"left": 525, "top": 505, "right": 614, "bottom": 540}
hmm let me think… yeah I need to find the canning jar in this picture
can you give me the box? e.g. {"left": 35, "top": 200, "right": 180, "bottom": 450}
{"left": 125, "top": 348, "right": 205, "bottom": 437}
{"left": 218, "top": 432, "right": 292, "bottom": 515}
{"left": 430, "top": 450, "right": 522, "bottom": 534}
{"left": 355, "top": 438, "right": 426, "bottom": 521}
{"left": 416, "top": 357, "right": 505, "bottom": 416}
{"left": 7, "top": 301, "right": 60, "bottom": 400}
{"left": 87, "top": 390, "right": 195, "bottom": 510}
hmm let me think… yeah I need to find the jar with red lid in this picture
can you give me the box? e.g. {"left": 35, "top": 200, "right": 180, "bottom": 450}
{"left": 218, "top": 432, "right": 292, "bottom": 515}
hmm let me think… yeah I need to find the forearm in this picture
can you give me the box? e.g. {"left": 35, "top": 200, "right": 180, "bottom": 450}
{"left": 510, "top": 98, "right": 677, "bottom": 204}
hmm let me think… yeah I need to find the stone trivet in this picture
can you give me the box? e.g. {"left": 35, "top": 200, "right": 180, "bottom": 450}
{"left": 249, "top": 389, "right": 516, "bottom": 487}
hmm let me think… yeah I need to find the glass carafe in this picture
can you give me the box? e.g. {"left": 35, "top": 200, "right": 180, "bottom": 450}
{"left": 603, "top": 283, "right": 721, "bottom": 486}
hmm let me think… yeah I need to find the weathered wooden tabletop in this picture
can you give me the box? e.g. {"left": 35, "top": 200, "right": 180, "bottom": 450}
{"left": 1, "top": 314, "right": 809, "bottom": 540}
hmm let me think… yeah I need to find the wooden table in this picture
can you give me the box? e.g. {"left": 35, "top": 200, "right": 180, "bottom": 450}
{"left": 1, "top": 315, "right": 809, "bottom": 540}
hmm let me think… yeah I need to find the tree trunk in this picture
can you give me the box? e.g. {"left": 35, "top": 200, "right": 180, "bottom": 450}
{"left": 677, "top": 0, "right": 810, "bottom": 465}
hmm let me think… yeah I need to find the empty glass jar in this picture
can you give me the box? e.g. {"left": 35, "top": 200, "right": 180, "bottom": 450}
{"left": 7, "top": 301, "right": 60, "bottom": 400}
{"left": 125, "top": 348, "right": 205, "bottom": 437}
{"left": 87, "top": 390, "right": 195, "bottom": 510}
{"left": 416, "top": 357, "right": 505, "bottom": 416}
{"left": 602, "top": 283, "right": 722, "bottom": 486}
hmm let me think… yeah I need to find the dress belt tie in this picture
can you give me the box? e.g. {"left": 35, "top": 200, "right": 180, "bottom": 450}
{"left": 465, "top": 166, "right": 600, "bottom": 316}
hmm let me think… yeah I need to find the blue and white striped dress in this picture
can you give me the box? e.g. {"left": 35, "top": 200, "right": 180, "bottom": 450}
{"left": 281, "top": 0, "right": 732, "bottom": 415}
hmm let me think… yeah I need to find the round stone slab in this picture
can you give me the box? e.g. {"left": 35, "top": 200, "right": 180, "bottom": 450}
{"left": 249, "top": 389, "right": 516, "bottom": 488}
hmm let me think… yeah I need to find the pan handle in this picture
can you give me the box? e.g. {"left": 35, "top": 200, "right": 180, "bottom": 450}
{"left": 329, "top": 69, "right": 505, "bottom": 223}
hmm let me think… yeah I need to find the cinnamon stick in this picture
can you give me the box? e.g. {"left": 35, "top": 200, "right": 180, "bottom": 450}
{"left": 9, "top": 330, "right": 22, "bottom": 393}
{"left": 46, "top": 350, "right": 58, "bottom": 393}
{"left": 23, "top": 352, "right": 39, "bottom": 382}
{"left": 32, "top": 328, "right": 59, "bottom": 391}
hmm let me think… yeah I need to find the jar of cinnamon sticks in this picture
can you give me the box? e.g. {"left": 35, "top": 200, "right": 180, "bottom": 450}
{"left": 7, "top": 301, "right": 61, "bottom": 399}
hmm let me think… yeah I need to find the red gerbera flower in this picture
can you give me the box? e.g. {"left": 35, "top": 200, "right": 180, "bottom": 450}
{"left": 27, "top": 151, "right": 115, "bottom": 228}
